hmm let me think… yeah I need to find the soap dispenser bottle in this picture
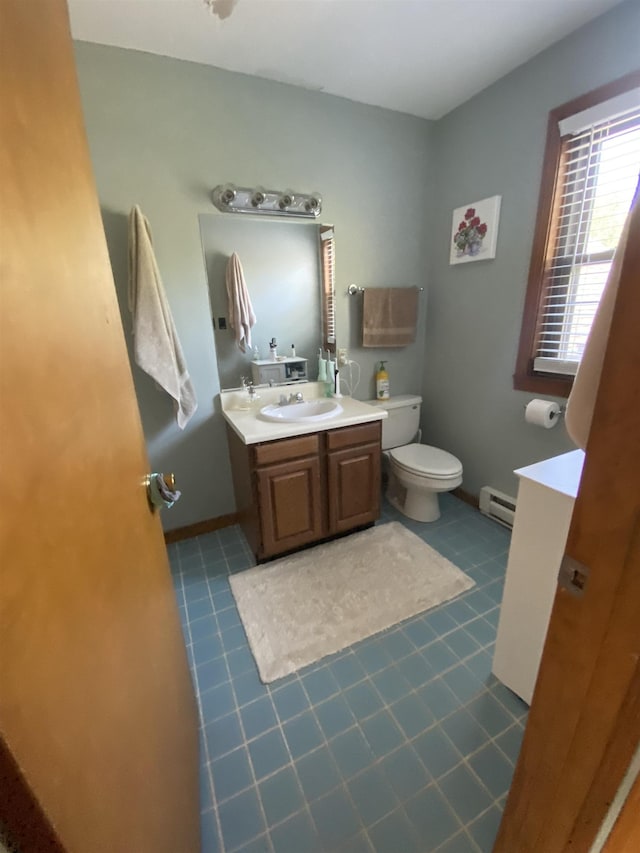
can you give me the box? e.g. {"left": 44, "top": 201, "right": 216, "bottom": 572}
{"left": 376, "top": 361, "right": 390, "bottom": 400}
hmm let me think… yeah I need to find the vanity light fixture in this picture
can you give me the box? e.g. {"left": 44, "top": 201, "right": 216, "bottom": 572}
{"left": 211, "top": 184, "right": 322, "bottom": 218}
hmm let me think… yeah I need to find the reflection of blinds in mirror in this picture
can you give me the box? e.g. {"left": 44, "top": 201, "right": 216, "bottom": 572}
{"left": 320, "top": 227, "right": 336, "bottom": 349}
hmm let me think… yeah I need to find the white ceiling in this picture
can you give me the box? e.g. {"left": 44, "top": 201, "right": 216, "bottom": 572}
{"left": 68, "top": 0, "right": 623, "bottom": 120}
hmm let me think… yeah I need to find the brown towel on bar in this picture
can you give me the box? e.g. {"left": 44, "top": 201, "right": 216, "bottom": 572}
{"left": 362, "top": 287, "right": 419, "bottom": 347}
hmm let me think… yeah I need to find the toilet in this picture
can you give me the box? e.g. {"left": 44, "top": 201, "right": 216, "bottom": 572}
{"left": 372, "top": 395, "right": 463, "bottom": 522}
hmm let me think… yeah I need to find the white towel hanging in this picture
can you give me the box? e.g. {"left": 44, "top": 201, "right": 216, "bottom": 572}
{"left": 225, "top": 252, "right": 256, "bottom": 353}
{"left": 128, "top": 205, "right": 197, "bottom": 429}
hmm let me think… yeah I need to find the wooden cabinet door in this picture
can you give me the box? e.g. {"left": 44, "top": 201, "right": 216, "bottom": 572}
{"left": 327, "top": 443, "right": 381, "bottom": 533}
{"left": 257, "top": 456, "right": 324, "bottom": 557}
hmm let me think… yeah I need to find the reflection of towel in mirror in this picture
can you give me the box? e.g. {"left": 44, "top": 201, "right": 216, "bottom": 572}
{"left": 226, "top": 252, "right": 256, "bottom": 353}
{"left": 565, "top": 183, "right": 639, "bottom": 449}
{"left": 128, "top": 205, "right": 197, "bottom": 429}
{"left": 362, "top": 287, "right": 419, "bottom": 347}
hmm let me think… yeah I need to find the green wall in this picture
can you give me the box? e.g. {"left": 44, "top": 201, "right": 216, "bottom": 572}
{"left": 422, "top": 0, "right": 640, "bottom": 499}
{"left": 74, "top": 43, "right": 434, "bottom": 529}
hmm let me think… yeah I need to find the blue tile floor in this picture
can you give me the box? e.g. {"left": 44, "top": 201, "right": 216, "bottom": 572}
{"left": 169, "top": 494, "right": 529, "bottom": 853}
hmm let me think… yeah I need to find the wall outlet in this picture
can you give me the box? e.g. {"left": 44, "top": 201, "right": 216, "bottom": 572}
{"left": 338, "top": 348, "right": 349, "bottom": 365}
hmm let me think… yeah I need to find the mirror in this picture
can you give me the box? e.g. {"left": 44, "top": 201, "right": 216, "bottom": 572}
{"left": 199, "top": 215, "right": 332, "bottom": 390}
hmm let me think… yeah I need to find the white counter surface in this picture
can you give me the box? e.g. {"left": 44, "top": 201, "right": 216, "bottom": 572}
{"left": 515, "top": 449, "right": 585, "bottom": 499}
{"left": 221, "top": 383, "right": 387, "bottom": 445}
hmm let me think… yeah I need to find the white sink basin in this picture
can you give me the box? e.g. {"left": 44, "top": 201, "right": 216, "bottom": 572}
{"left": 258, "top": 399, "right": 343, "bottom": 423}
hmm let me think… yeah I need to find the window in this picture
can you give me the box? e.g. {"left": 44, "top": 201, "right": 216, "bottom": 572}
{"left": 514, "top": 71, "right": 640, "bottom": 397}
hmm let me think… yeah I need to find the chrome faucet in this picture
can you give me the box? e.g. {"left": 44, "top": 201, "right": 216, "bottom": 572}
{"left": 289, "top": 391, "right": 304, "bottom": 404}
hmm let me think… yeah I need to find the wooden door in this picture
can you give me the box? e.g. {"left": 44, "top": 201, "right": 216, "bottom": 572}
{"left": 257, "top": 457, "right": 324, "bottom": 558}
{"left": 327, "top": 444, "right": 381, "bottom": 533}
{"left": 0, "top": 2, "right": 200, "bottom": 852}
{"left": 494, "top": 187, "right": 640, "bottom": 848}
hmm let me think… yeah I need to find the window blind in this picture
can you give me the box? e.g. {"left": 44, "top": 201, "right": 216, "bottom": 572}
{"left": 533, "top": 105, "right": 640, "bottom": 376}
{"left": 320, "top": 227, "right": 336, "bottom": 347}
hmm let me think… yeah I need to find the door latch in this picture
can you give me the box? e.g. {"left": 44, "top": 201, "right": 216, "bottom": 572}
{"left": 558, "top": 555, "right": 590, "bottom": 597}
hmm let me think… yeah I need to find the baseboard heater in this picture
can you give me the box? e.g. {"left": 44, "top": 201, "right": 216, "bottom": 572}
{"left": 479, "top": 486, "right": 517, "bottom": 529}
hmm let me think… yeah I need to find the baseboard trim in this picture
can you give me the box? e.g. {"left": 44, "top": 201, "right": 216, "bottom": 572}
{"left": 452, "top": 487, "right": 479, "bottom": 509}
{"left": 164, "top": 512, "right": 239, "bottom": 544}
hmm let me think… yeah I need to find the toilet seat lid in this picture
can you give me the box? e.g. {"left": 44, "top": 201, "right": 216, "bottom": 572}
{"left": 390, "top": 444, "right": 462, "bottom": 478}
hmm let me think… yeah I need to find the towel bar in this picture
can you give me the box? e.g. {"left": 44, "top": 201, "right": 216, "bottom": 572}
{"left": 347, "top": 284, "right": 424, "bottom": 295}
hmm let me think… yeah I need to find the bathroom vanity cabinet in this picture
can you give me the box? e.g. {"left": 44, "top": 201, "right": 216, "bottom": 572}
{"left": 227, "top": 421, "right": 381, "bottom": 561}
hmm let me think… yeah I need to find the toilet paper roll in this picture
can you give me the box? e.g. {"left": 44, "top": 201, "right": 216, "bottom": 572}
{"left": 525, "top": 398, "right": 561, "bottom": 429}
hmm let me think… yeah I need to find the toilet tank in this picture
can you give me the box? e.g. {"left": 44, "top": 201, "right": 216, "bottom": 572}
{"left": 370, "top": 395, "right": 422, "bottom": 450}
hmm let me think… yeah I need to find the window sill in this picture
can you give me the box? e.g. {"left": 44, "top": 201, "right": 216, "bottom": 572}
{"left": 513, "top": 370, "right": 573, "bottom": 399}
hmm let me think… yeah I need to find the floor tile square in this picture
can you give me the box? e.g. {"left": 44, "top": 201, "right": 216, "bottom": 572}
{"left": 354, "top": 639, "right": 394, "bottom": 675}
{"left": 187, "top": 596, "right": 214, "bottom": 621}
{"left": 193, "top": 633, "right": 225, "bottom": 667}
{"left": 271, "top": 681, "right": 311, "bottom": 721}
{"left": 282, "top": 710, "right": 324, "bottom": 759}
{"left": 367, "top": 809, "right": 421, "bottom": 853}
{"left": 436, "top": 830, "right": 478, "bottom": 853}
{"left": 218, "top": 787, "right": 265, "bottom": 852}
{"left": 395, "top": 652, "right": 434, "bottom": 687}
{"left": 343, "top": 681, "right": 384, "bottom": 720}
{"left": 379, "top": 629, "right": 415, "bottom": 661}
{"left": 468, "top": 742, "right": 515, "bottom": 798}
{"left": 380, "top": 743, "right": 430, "bottom": 801}
{"left": 441, "top": 708, "right": 490, "bottom": 758}
{"left": 404, "top": 784, "right": 461, "bottom": 850}
{"left": 495, "top": 723, "right": 525, "bottom": 765}
{"left": 336, "top": 831, "right": 375, "bottom": 853}
{"left": 370, "top": 667, "right": 413, "bottom": 704}
{"left": 212, "top": 746, "right": 253, "bottom": 802}
{"left": 464, "top": 589, "right": 496, "bottom": 615}
{"left": 442, "top": 664, "right": 484, "bottom": 704}
{"left": 200, "top": 809, "right": 221, "bottom": 853}
{"left": 389, "top": 693, "right": 435, "bottom": 739}
{"left": 417, "top": 678, "right": 460, "bottom": 721}
{"left": 248, "top": 729, "right": 290, "bottom": 780}
{"left": 259, "top": 765, "right": 305, "bottom": 826}
{"left": 347, "top": 766, "right": 399, "bottom": 826}
{"left": 315, "top": 694, "right": 356, "bottom": 739}
{"left": 424, "top": 609, "right": 458, "bottom": 636}
{"left": 403, "top": 617, "right": 437, "bottom": 650}
{"left": 233, "top": 669, "right": 268, "bottom": 707}
{"left": 217, "top": 607, "right": 241, "bottom": 631}
{"left": 469, "top": 806, "right": 503, "bottom": 852}
{"left": 464, "top": 616, "right": 496, "bottom": 647}
{"left": 421, "top": 640, "right": 459, "bottom": 673}
{"left": 439, "top": 764, "right": 493, "bottom": 823}
{"left": 360, "top": 710, "right": 405, "bottom": 758}
{"left": 221, "top": 623, "right": 248, "bottom": 652}
{"left": 295, "top": 748, "right": 342, "bottom": 801}
{"left": 240, "top": 695, "right": 278, "bottom": 740}
{"left": 412, "top": 726, "right": 462, "bottom": 779}
{"left": 309, "top": 788, "right": 362, "bottom": 849}
{"left": 445, "top": 627, "right": 480, "bottom": 660}
{"left": 329, "top": 728, "right": 376, "bottom": 781}
{"left": 301, "top": 667, "right": 340, "bottom": 703}
{"left": 330, "top": 654, "right": 368, "bottom": 689}
{"left": 490, "top": 681, "right": 529, "bottom": 719}
{"left": 227, "top": 646, "right": 258, "bottom": 679}
{"left": 199, "top": 680, "right": 236, "bottom": 722}
{"left": 190, "top": 615, "right": 218, "bottom": 643}
{"left": 466, "top": 691, "right": 514, "bottom": 737}
{"left": 205, "top": 711, "right": 244, "bottom": 759}
{"left": 269, "top": 810, "right": 322, "bottom": 853}
{"left": 465, "top": 649, "right": 493, "bottom": 684}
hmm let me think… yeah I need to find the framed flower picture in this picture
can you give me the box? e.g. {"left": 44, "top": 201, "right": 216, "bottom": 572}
{"left": 450, "top": 195, "right": 501, "bottom": 265}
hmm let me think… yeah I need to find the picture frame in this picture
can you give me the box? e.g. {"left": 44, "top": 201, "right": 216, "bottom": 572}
{"left": 450, "top": 195, "right": 501, "bottom": 265}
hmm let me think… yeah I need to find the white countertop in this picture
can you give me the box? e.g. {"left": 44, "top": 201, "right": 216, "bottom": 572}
{"left": 221, "top": 382, "right": 387, "bottom": 445}
{"left": 515, "top": 449, "right": 585, "bottom": 499}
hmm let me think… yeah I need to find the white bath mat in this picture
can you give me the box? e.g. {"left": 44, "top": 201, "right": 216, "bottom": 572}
{"left": 229, "top": 522, "right": 475, "bottom": 683}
